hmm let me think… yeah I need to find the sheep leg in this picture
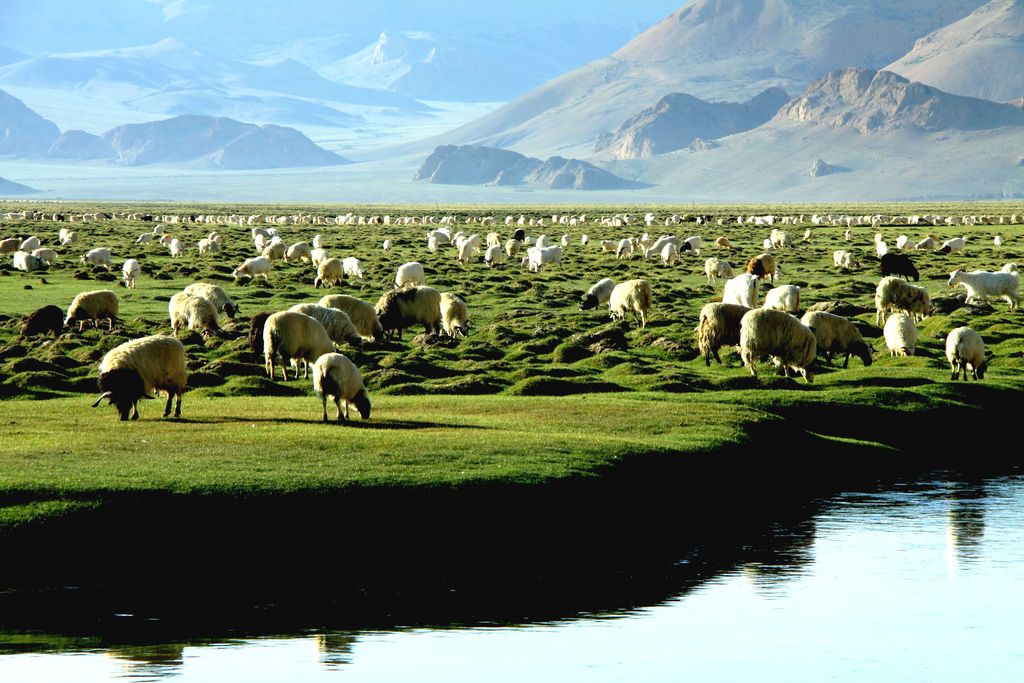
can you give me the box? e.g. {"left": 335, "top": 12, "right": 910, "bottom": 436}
{"left": 174, "top": 393, "right": 181, "bottom": 418}
{"left": 164, "top": 392, "right": 173, "bottom": 417}
{"left": 843, "top": 353, "right": 850, "bottom": 369}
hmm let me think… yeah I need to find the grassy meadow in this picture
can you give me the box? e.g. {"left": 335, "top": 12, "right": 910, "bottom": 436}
{"left": 0, "top": 201, "right": 1022, "bottom": 535}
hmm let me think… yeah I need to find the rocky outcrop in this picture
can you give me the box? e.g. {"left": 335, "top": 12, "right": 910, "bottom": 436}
{"left": 808, "top": 159, "right": 848, "bottom": 177}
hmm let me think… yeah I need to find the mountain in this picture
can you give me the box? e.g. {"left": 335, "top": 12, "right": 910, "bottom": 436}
{"left": 885, "top": 0, "right": 1024, "bottom": 103}
{"left": 414, "top": 145, "right": 642, "bottom": 190}
{"left": 435, "top": 0, "right": 988, "bottom": 158}
{"left": 0, "top": 176, "right": 38, "bottom": 195}
{"left": 0, "top": 45, "right": 26, "bottom": 67}
{"left": 0, "top": 88, "right": 60, "bottom": 156}
{"left": 97, "top": 115, "right": 349, "bottom": 168}
{"left": 775, "top": 68, "right": 1024, "bottom": 133}
{"left": 593, "top": 87, "right": 791, "bottom": 159}
{"left": 47, "top": 130, "right": 115, "bottom": 159}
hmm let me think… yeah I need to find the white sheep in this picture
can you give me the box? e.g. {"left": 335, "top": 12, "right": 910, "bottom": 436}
{"left": 375, "top": 286, "right": 442, "bottom": 340}
{"left": 680, "top": 235, "right": 702, "bottom": 254}
{"left": 579, "top": 278, "right": 616, "bottom": 311}
{"left": 382, "top": 239, "right": 392, "bottom": 251}
{"left": 915, "top": 236, "right": 937, "bottom": 250}
{"left": 800, "top": 311, "right": 872, "bottom": 368}
{"left": 661, "top": 242, "right": 679, "bottom": 265}
{"left": 505, "top": 239, "right": 522, "bottom": 258}
{"left": 284, "top": 241, "right": 311, "bottom": 263}
{"left": 319, "top": 294, "right": 383, "bottom": 342}
{"left": 80, "top": 247, "right": 113, "bottom": 270}
{"left": 92, "top": 335, "right": 187, "bottom": 421}
{"left": 938, "top": 237, "right": 966, "bottom": 254}
{"left": 883, "top": 313, "right": 917, "bottom": 356}
{"left": 0, "top": 238, "right": 19, "bottom": 254}
{"left": 739, "top": 308, "right": 817, "bottom": 383}
{"left": 183, "top": 283, "right": 239, "bottom": 318}
{"left": 723, "top": 273, "right": 760, "bottom": 308}
{"left": 65, "top": 289, "right": 118, "bottom": 331}
{"left": 524, "top": 245, "right": 562, "bottom": 272}
{"left": 122, "top": 259, "right": 141, "bottom": 289}
{"left": 945, "top": 327, "right": 987, "bottom": 381}
{"left": 313, "top": 234, "right": 324, "bottom": 249}
{"left": 395, "top": 261, "right": 426, "bottom": 289}
{"left": 875, "top": 277, "right": 932, "bottom": 324}
{"left": 263, "top": 311, "right": 337, "bottom": 381}
{"left": 1002, "top": 263, "right": 1018, "bottom": 274}
{"left": 310, "top": 247, "right": 329, "bottom": 269}
{"left": 833, "top": 250, "right": 858, "bottom": 269}
{"left": 197, "top": 237, "right": 220, "bottom": 255}
{"left": 262, "top": 241, "right": 287, "bottom": 261}
{"left": 895, "top": 235, "right": 909, "bottom": 250}
{"left": 704, "top": 257, "right": 734, "bottom": 284}
{"left": 30, "top": 248, "right": 57, "bottom": 266}
{"left": 600, "top": 239, "right": 616, "bottom": 252}
{"left": 341, "top": 256, "right": 364, "bottom": 279}
{"left": 169, "top": 292, "right": 220, "bottom": 337}
{"left": 762, "top": 285, "right": 800, "bottom": 313}
{"left": 312, "top": 352, "right": 371, "bottom": 423}
{"left": 19, "top": 236, "right": 40, "bottom": 251}
{"left": 168, "top": 238, "right": 184, "bottom": 257}
{"left": 13, "top": 250, "right": 46, "bottom": 272}
{"left": 695, "top": 302, "right": 749, "bottom": 366}
{"left": 608, "top": 279, "right": 653, "bottom": 328}
{"left": 59, "top": 228, "right": 77, "bottom": 245}
{"left": 440, "top": 292, "right": 469, "bottom": 337}
{"left": 616, "top": 238, "right": 633, "bottom": 259}
{"left": 289, "top": 303, "right": 363, "bottom": 347}
{"left": 233, "top": 256, "right": 271, "bottom": 282}
{"left": 948, "top": 270, "right": 1019, "bottom": 310}
{"left": 484, "top": 244, "right": 506, "bottom": 267}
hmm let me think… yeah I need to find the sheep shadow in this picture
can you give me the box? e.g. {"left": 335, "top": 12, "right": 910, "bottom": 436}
{"left": 170, "top": 416, "right": 485, "bottom": 430}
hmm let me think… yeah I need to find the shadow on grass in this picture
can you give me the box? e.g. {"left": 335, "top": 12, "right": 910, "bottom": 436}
{"left": 168, "top": 416, "right": 487, "bottom": 430}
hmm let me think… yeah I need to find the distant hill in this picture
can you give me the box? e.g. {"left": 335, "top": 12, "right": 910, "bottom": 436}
{"left": 593, "top": 87, "right": 791, "bottom": 159}
{"left": 414, "top": 145, "right": 643, "bottom": 190}
{"left": 0, "top": 88, "right": 60, "bottom": 156}
{"left": 0, "top": 176, "right": 38, "bottom": 195}
{"left": 885, "top": 0, "right": 1024, "bottom": 103}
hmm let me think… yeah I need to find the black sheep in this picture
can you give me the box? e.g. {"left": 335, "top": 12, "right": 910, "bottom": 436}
{"left": 248, "top": 311, "right": 273, "bottom": 355}
{"left": 19, "top": 305, "right": 64, "bottom": 337}
{"left": 880, "top": 253, "right": 919, "bottom": 282}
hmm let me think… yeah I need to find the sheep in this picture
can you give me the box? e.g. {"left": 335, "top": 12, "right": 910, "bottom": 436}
{"left": 313, "top": 234, "right": 325, "bottom": 249}
{"left": 122, "top": 259, "right": 141, "bottom": 289}
{"left": 644, "top": 235, "right": 680, "bottom": 258}
{"left": 695, "top": 302, "right": 749, "bottom": 366}
{"left": 616, "top": 238, "right": 633, "bottom": 259}
{"left": 289, "top": 303, "right": 363, "bottom": 348}
{"left": 313, "top": 353, "right": 371, "bottom": 423}
{"left": 80, "top": 247, "right": 113, "bottom": 270}
{"left": 19, "top": 304, "right": 64, "bottom": 337}
{"left": 342, "top": 256, "right": 364, "bottom": 279}
{"left": 183, "top": 283, "right": 239, "bottom": 318}
{"left": 946, "top": 327, "right": 987, "bottom": 381}
{"left": 456, "top": 234, "right": 481, "bottom": 263}
{"left": 875, "top": 277, "right": 933, "bottom": 324}
{"left": 382, "top": 239, "right": 392, "bottom": 251}
{"left": 723, "top": 273, "right": 760, "bottom": 308}
{"left": 375, "top": 286, "right": 442, "bottom": 340}
{"left": 169, "top": 292, "right": 220, "bottom": 338}
{"left": 747, "top": 254, "right": 777, "bottom": 283}
{"left": 248, "top": 311, "right": 272, "bottom": 354}
{"left": 599, "top": 239, "right": 616, "bottom": 252}
{"left": 197, "top": 237, "right": 220, "bottom": 255}
{"left": 915, "top": 236, "right": 937, "bottom": 250}
{"left": 319, "top": 294, "right": 383, "bottom": 342}
{"left": 167, "top": 238, "right": 184, "bottom": 258}
{"left": 31, "top": 248, "right": 57, "bottom": 266}
{"left": 739, "top": 308, "right": 817, "bottom": 383}
{"left": 895, "top": 235, "right": 909, "bottom": 250}
{"left": 680, "top": 235, "right": 702, "bottom": 254}
{"left": 875, "top": 241, "right": 889, "bottom": 258}
{"left": 263, "top": 311, "right": 337, "bottom": 381}
{"left": 65, "top": 290, "right": 118, "bottom": 331}
{"left": 484, "top": 244, "right": 506, "bottom": 267}
{"left": 505, "top": 239, "right": 522, "bottom": 258}
{"left": 314, "top": 258, "right": 344, "bottom": 288}
{"left": 608, "top": 279, "right": 652, "bottom": 328}
{"left": 560, "top": 234, "right": 572, "bottom": 248}
{"left": 524, "top": 245, "right": 562, "bottom": 272}
{"left": 19, "top": 236, "right": 40, "bottom": 251}
{"left": 800, "top": 311, "right": 872, "bottom": 368}
{"left": 947, "top": 270, "right": 1019, "bottom": 309}
{"left": 284, "top": 241, "right": 312, "bottom": 264}
{"left": 880, "top": 253, "right": 919, "bottom": 282}
{"left": 715, "top": 236, "right": 733, "bottom": 250}
{"left": 512, "top": 228, "right": 526, "bottom": 242}
{"left": 59, "top": 228, "right": 77, "bottom": 245}
{"left": 883, "top": 313, "right": 917, "bottom": 356}
{"left": 763, "top": 285, "right": 800, "bottom": 313}
{"left": 395, "top": 261, "right": 426, "bottom": 289}
{"left": 135, "top": 232, "right": 153, "bottom": 245}
{"left": 833, "top": 250, "right": 858, "bottom": 270}
{"left": 0, "top": 238, "right": 20, "bottom": 254}
{"left": 13, "top": 250, "right": 46, "bottom": 272}
{"left": 581, "top": 234, "right": 589, "bottom": 246}
{"left": 233, "top": 256, "right": 271, "bottom": 282}
{"left": 938, "top": 237, "right": 966, "bottom": 254}
{"left": 579, "top": 278, "right": 616, "bottom": 310}
{"left": 440, "top": 292, "right": 469, "bottom": 337}
{"left": 534, "top": 234, "right": 550, "bottom": 249}
{"left": 310, "top": 247, "right": 329, "bottom": 269}
{"left": 262, "top": 241, "right": 287, "bottom": 261}
{"left": 1002, "top": 263, "right": 1018, "bottom": 274}
{"left": 994, "top": 235, "right": 1003, "bottom": 249}
{"left": 661, "top": 242, "right": 679, "bottom": 265}
{"left": 92, "top": 335, "right": 187, "bottom": 421}
{"left": 704, "top": 258, "right": 734, "bottom": 284}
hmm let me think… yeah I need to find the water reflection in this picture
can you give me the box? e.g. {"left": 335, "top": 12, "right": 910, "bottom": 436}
{"left": 945, "top": 481, "right": 987, "bottom": 565}
{"left": 739, "top": 516, "right": 817, "bottom": 594}
{"left": 106, "top": 644, "right": 185, "bottom": 681}
{"left": 316, "top": 633, "right": 356, "bottom": 669}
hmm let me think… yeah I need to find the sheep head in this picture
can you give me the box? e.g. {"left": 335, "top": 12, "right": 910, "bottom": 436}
{"left": 94, "top": 368, "right": 151, "bottom": 421}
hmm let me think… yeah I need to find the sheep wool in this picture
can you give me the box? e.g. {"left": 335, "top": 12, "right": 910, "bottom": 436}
{"left": 183, "top": 283, "right": 238, "bottom": 318}
{"left": 608, "top": 279, "right": 653, "bottom": 329}
{"left": 93, "top": 335, "right": 187, "bottom": 421}
{"left": 313, "top": 352, "right": 371, "bottom": 422}
{"left": 169, "top": 292, "right": 220, "bottom": 338}
{"left": 375, "top": 286, "right": 442, "bottom": 340}
{"left": 945, "top": 327, "right": 987, "bottom": 381}
{"left": 800, "top": 311, "right": 872, "bottom": 368}
{"left": 66, "top": 290, "right": 119, "bottom": 331}
{"left": 263, "top": 311, "right": 337, "bottom": 381}
{"left": 288, "top": 303, "right": 363, "bottom": 347}
{"left": 695, "top": 302, "right": 749, "bottom": 366}
{"left": 739, "top": 308, "right": 817, "bottom": 383}
{"left": 319, "top": 294, "right": 384, "bottom": 342}
{"left": 883, "top": 313, "right": 917, "bottom": 356}
{"left": 440, "top": 293, "right": 469, "bottom": 337}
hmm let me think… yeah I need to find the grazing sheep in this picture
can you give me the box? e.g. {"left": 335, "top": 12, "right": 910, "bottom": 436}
{"left": 248, "top": 311, "right": 272, "bottom": 354}
{"left": 313, "top": 352, "right": 371, "bottom": 423}
{"left": 13, "top": 250, "right": 46, "bottom": 272}
{"left": 644, "top": 235, "right": 680, "bottom": 258}
{"left": 883, "top": 313, "right": 917, "bottom": 356}
{"left": 395, "top": 261, "right": 426, "bottom": 289}
{"left": 763, "top": 285, "right": 801, "bottom": 313}
{"left": 994, "top": 235, "right": 1003, "bottom": 249}
{"left": 616, "top": 238, "right": 634, "bottom": 259}
{"left": 310, "top": 247, "right": 329, "bottom": 269}
{"left": 579, "top": 278, "right": 616, "bottom": 310}
{"left": 833, "top": 250, "right": 858, "bottom": 270}
{"left": 948, "top": 270, "right": 1019, "bottom": 309}
{"left": 608, "top": 279, "right": 653, "bottom": 328}
{"left": 512, "top": 228, "right": 526, "bottom": 242}
{"left": 524, "top": 245, "right": 563, "bottom": 272}
{"left": 440, "top": 292, "right": 469, "bottom": 337}
{"left": 915, "top": 236, "right": 938, "bottom": 250}
{"left": 197, "top": 237, "right": 220, "bottom": 255}
{"left": 715, "top": 236, "right": 733, "bottom": 249}
{"left": 285, "top": 242, "right": 312, "bottom": 264}
{"left": 946, "top": 327, "right": 987, "bottom": 381}
{"left": 184, "top": 283, "right": 239, "bottom": 318}
{"left": 19, "top": 304, "right": 64, "bottom": 337}
{"left": 59, "top": 228, "right": 77, "bottom": 245}
{"left": 534, "top": 234, "right": 550, "bottom": 249}
{"left": 747, "top": 254, "right": 778, "bottom": 283}
{"left": 289, "top": 304, "right": 363, "bottom": 348}
{"left": 122, "top": 259, "right": 141, "bottom": 289}
{"left": 723, "top": 273, "right": 760, "bottom": 308}
{"left": 800, "top": 311, "right": 872, "bottom": 368}
{"left": 938, "top": 237, "right": 966, "bottom": 254}
{"left": 314, "top": 258, "right": 344, "bottom": 288}
{"left": 739, "top": 308, "right": 817, "bottom": 383}
{"left": 1002, "top": 263, "right": 1018, "bottom": 274}
{"left": 875, "top": 241, "right": 889, "bottom": 258}
{"left": 313, "top": 234, "right": 324, "bottom": 249}
{"left": 136, "top": 233, "right": 153, "bottom": 245}
{"left": 19, "top": 236, "right": 40, "bottom": 252}
{"left": 875, "top": 277, "right": 933, "bottom": 324}
{"left": 65, "top": 290, "right": 118, "bottom": 331}
{"left": 0, "top": 237, "right": 20, "bottom": 254}
{"left": 895, "top": 235, "right": 909, "bottom": 250}
{"left": 581, "top": 234, "right": 589, "bottom": 246}
{"left": 92, "top": 335, "right": 187, "bottom": 421}
{"left": 263, "top": 311, "right": 337, "bottom": 381}
{"left": 31, "top": 248, "right": 57, "bottom": 266}
{"left": 375, "top": 286, "right": 442, "bottom": 340}
{"left": 484, "top": 244, "right": 506, "bottom": 267}
{"left": 661, "top": 241, "right": 679, "bottom": 265}
{"left": 695, "top": 302, "right": 749, "bottom": 366}
{"left": 382, "top": 239, "right": 392, "bottom": 251}
{"left": 342, "top": 256, "right": 364, "bottom": 279}
{"left": 880, "top": 253, "right": 919, "bottom": 281}
{"left": 599, "top": 239, "right": 616, "bottom": 252}
{"left": 233, "top": 256, "right": 271, "bottom": 282}
{"left": 167, "top": 238, "right": 184, "bottom": 257}
{"left": 262, "top": 241, "right": 287, "bottom": 261}
{"left": 680, "top": 235, "right": 702, "bottom": 255}
{"left": 319, "top": 294, "right": 383, "bottom": 342}
{"left": 704, "top": 257, "right": 734, "bottom": 284}
{"left": 80, "top": 247, "right": 113, "bottom": 270}
{"left": 169, "top": 292, "right": 220, "bottom": 338}
{"left": 505, "top": 239, "right": 522, "bottom": 258}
